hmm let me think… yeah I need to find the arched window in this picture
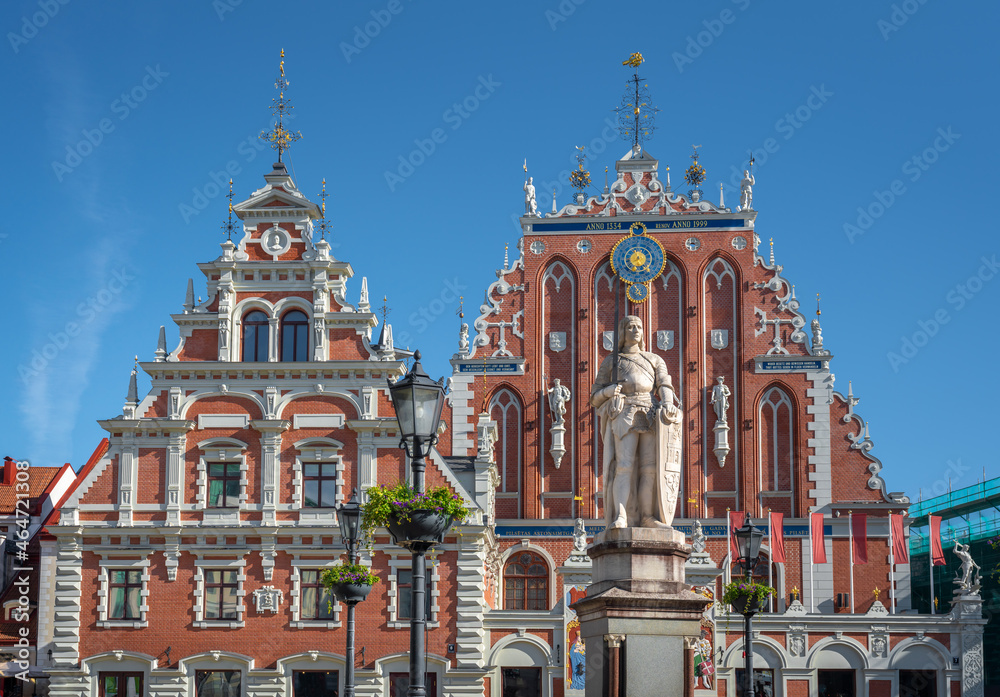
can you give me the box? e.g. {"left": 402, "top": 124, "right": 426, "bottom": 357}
{"left": 758, "top": 387, "right": 794, "bottom": 516}
{"left": 242, "top": 311, "right": 269, "bottom": 362}
{"left": 504, "top": 551, "right": 548, "bottom": 610}
{"left": 280, "top": 310, "right": 309, "bottom": 362}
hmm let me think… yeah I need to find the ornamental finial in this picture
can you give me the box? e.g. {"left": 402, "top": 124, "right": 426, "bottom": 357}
{"left": 614, "top": 53, "right": 659, "bottom": 151}
{"left": 569, "top": 146, "right": 591, "bottom": 201}
{"left": 684, "top": 145, "right": 706, "bottom": 199}
{"left": 221, "top": 179, "right": 237, "bottom": 241}
{"left": 260, "top": 48, "right": 302, "bottom": 163}
{"left": 316, "top": 179, "right": 332, "bottom": 241}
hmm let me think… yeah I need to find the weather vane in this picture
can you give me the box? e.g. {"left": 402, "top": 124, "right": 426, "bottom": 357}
{"left": 684, "top": 144, "right": 706, "bottom": 199}
{"left": 569, "top": 145, "right": 591, "bottom": 201}
{"left": 380, "top": 295, "right": 391, "bottom": 325}
{"left": 315, "top": 179, "right": 332, "bottom": 241}
{"left": 614, "top": 52, "right": 659, "bottom": 151}
{"left": 221, "top": 179, "right": 238, "bottom": 241}
{"left": 260, "top": 48, "right": 302, "bottom": 162}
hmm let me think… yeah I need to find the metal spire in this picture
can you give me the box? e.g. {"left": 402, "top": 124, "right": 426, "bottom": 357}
{"left": 614, "top": 53, "right": 659, "bottom": 151}
{"left": 259, "top": 48, "right": 302, "bottom": 163}
{"left": 221, "top": 179, "right": 237, "bottom": 241}
{"left": 315, "top": 179, "right": 332, "bottom": 241}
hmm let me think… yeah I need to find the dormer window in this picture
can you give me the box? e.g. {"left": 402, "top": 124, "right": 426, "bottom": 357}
{"left": 242, "top": 311, "right": 269, "bottom": 362}
{"left": 280, "top": 310, "right": 309, "bottom": 362}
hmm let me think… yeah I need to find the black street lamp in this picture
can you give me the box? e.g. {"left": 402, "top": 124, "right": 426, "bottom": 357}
{"left": 734, "top": 519, "right": 764, "bottom": 697}
{"left": 387, "top": 351, "right": 446, "bottom": 697}
{"left": 337, "top": 488, "right": 363, "bottom": 697}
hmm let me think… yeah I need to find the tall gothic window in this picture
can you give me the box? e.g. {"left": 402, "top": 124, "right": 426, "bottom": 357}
{"left": 758, "top": 387, "right": 794, "bottom": 516}
{"left": 504, "top": 551, "right": 548, "bottom": 610}
{"left": 280, "top": 310, "right": 309, "bottom": 362}
{"left": 242, "top": 310, "right": 269, "bottom": 362}
{"left": 488, "top": 388, "right": 522, "bottom": 518}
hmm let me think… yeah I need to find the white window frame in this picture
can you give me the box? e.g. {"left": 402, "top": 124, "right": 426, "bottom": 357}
{"left": 197, "top": 439, "right": 249, "bottom": 523}
{"left": 97, "top": 559, "right": 151, "bottom": 628}
{"left": 292, "top": 439, "right": 345, "bottom": 523}
{"left": 386, "top": 554, "right": 440, "bottom": 629}
{"left": 193, "top": 558, "right": 247, "bottom": 629}
{"left": 288, "top": 559, "right": 344, "bottom": 629}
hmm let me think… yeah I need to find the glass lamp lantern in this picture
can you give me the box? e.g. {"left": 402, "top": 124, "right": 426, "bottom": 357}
{"left": 387, "top": 350, "right": 446, "bottom": 457}
{"left": 337, "top": 488, "right": 362, "bottom": 555}
{"left": 734, "top": 519, "right": 764, "bottom": 571}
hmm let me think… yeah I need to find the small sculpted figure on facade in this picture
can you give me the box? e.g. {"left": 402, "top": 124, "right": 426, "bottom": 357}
{"left": 738, "top": 169, "right": 754, "bottom": 212}
{"left": 591, "top": 315, "right": 683, "bottom": 529}
{"left": 524, "top": 176, "right": 538, "bottom": 216}
{"left": 547, "top": 378, "right": 571, "bottom": 424}
{"left": 954, "top": 541, "right": 981, "bottom": 590}
{"left": 691, "top": 520, "right": 707, "bottom": 553}
{"left": 573, "top": 518, "right": 588, "bottom": 553}
{"left": 710, "top": 376, "right": 730, "bottom": 424}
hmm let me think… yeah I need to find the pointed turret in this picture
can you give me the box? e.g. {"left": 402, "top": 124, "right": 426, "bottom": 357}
{"left": 183, "top": 279, "right": 195, "bottom": 313}
{"left": 155, "top": 326, "right": 167, "bottom": 362}
{"left": 123, "top": 358, "right": 139, "bottom": 419}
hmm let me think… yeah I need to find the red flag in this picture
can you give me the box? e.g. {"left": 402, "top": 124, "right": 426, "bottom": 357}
{"left": 811, "top": 512, "right": 827, "bottom": 563}
{"left": 769, "top": 511, "right": 786, "bottom": 563}
{"left": 729, "top": 510, "right": 745, "bottom": 558}
{"left": 851, "top": 513, "right": 868, "bottom": 564}
{"left": 929, "top": 515, "right": 946, "bottom": 566}
{"left": 890, "top": 513, "right": 909, "bottom": 564}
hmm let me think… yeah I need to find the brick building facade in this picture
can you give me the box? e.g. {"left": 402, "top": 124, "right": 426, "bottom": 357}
{"left": 32, "top": 77, "right": 987, "bottom": 697}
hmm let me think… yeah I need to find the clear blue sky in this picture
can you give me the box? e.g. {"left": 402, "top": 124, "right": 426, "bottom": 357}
{"left": 2, "top": 0, "right": 996, "bottom": 506}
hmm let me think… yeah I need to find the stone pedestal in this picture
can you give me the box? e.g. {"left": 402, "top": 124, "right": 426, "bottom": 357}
{"left": 571, "top": 528, "right": 711, "bottom": 697}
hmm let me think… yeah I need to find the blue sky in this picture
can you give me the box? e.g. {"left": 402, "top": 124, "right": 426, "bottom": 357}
{"left": 2, "top": 0, "right": 996, "bottom": 506}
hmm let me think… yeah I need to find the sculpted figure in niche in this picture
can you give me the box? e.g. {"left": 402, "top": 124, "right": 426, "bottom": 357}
{"left": 591, "top": 315, "right": 683, "bottom": 529}
{"left": 547, "top": 378, "right": 571, "bottom": 424}
{"left": 710, "top": 376, "right": 730, "bottom": 424}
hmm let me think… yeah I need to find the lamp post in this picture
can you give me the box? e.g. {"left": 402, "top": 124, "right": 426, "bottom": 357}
{"left": 387, "top": 350, "right": 446, "bottom": 697}
{"left": 734, "top": 519, "right": 764, "bottom": 697}
{"left": 337, "top": 488, "right": 363, "bottom": 697}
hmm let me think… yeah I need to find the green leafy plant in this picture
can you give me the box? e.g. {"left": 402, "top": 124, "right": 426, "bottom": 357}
{"left": 360, "top": 482, "right": 470, "bottom": 543}
{"left": 320, "top": 563, "right": 379, "bottom": 588}
{"left": 721, "top": 578, "right": 776, "bottom": 609}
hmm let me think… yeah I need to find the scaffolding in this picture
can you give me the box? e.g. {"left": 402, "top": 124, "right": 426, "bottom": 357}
{"left": 908, "top": 476, "right": 999, "bottom": 691}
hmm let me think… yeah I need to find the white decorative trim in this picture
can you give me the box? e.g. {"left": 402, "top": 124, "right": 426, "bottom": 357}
{"left": 96, "top": 558, "right": 151, "bottom": 629}
{"left": 196, "top": 439, "right": 249, "bottom": 519}
{"left": 197, "top": 414, "right": 250, "bottom": 429}
{"left": 289, "top": 559, "right": 344, "bottom": 628}
{"left": 292, "top": 413, "right": 345, "bottom": 429}
{"left": 386, "top": 555, "right": 441, "bottom": 629}
{"left": 192, "top": 557, "right": 247, "bottom": 629}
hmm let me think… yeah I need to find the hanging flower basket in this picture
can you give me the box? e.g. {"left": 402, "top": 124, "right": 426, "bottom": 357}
{"left": 386, "top": 509, "right": 453, "bottom": 549}
{"left": 360, "top": 482, "right": 470, "bottom": 552}
{"left": 722, "top": 579, "right": 775, "bottom": 616}
{"left": 320, "top": 563, "right": 379, "bottom": 604}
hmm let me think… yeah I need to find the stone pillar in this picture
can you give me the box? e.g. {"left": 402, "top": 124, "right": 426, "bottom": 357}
{"left": 572, "top": 528, "right": 710, "bottom": 697}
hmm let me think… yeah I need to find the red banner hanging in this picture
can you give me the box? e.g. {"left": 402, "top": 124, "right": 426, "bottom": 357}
{"left": 890, "top": 513, "right": 909, "bottom": 564}
{"left": 811, "top": 512, "right": 827, "bottom": 563}
{"left": 929, "top": 515, "right": 946, "bottom": 566}
{"left": 729, "top": 510, "right": 745, "bottom": 559}
{"left": 770, "top": 511, "right": 786, "bottom": 563}
{"left": 851, "top": 513, "right": 868, "bottom": 564}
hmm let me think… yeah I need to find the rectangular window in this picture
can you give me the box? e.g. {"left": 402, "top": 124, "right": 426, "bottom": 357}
{"left": 195, "top": 670, "right": 241, "bottom": 697}
{"left": 900, "top": 670, "right": 936, "bottom": 697}
{"left": 207, "top": 463, "right": 241, "bottom": 508}
{"left": 389, "top": 672, "right": 437, "bottom": 697}
{"left": 817, "top": 669, "right": 855, "bottom": 697}
{"left": 108, "top": 570, "right": 142, "bottom": 620}
{"left": 292, "top": 670, "right": 339, "bottom": 696}
{"left": 204, "top": 570, "right": 239, "bottom": 620}
{"left": 501, "top": 668, "right": 541, "bottom": 697}
{"left": 99, "top": 672, "right": 143, "bottom": 697}
{"left": 397, "top": 568, "right": 432, "bottom": 621}
{"left": 302, "top": 463, "right": 338, "bottom": 508}
{"left": 735, "top": 668, "right": 773, "bottom": 697}
{"left": 300, "top": 569, "right": 335, "bottom": 620}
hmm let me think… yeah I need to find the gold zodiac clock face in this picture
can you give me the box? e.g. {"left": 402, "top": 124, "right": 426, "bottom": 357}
{"left": 610, "top": 222, "right": 666, "bottom": 302}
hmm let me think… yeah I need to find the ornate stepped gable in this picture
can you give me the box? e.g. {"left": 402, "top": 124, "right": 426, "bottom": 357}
{"left": 453, "top": 143, "right": 906, "bottom": 523}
